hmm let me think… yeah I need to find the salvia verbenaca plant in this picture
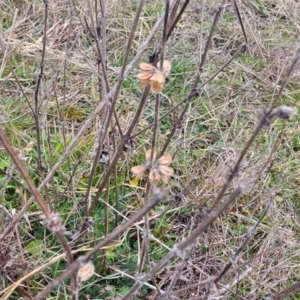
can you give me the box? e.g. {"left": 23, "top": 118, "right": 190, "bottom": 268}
{"left": 1, "top": 0, "right": 300, "bottom": 299}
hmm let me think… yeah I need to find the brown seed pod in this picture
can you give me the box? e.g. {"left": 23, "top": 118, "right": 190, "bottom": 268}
{"left": 77, "top": 261, "right": 94, "bottom": 282}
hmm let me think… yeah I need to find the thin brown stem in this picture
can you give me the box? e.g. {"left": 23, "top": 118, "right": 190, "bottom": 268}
{"left": 159, "top": 0, "right": 169, "bottom": 70}
{"left": 234, "top": 0, "right": 248, "bottom": 45}
{"left": 214, "top": 191, "right": 273, "bottom": 285}
{"left": 86, "top": 86, "right": 151, "bottom": 220}
{"left": 130, "top": 43, "right": 246, "bottom": 141}
{"left": 32, "top": 190, "right": 165, "bottom": 300}
{"left": 0, "top": 127, "right": 74, "bottom": 284}
{"left": 34, "top": 0, "right": 49, "bottom": 172}
{"left": 192, "top": 0, "right": 226, "bottom": 90}
{"left": 272, "top": 282, "right": 300, "bottom": 300}
{"left": 122, "top": 185, "right": 245, "bottom": 299}
{"left": 166, "top": 0, "right": 190, "bottom": 41}
{"left": 0, "top": 20, "right": 164, "bottom": 239}
{"left": 83, "top": 0, "right": 146, "bottom": 216}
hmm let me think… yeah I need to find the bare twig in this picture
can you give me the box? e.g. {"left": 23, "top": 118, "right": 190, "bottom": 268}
{"left": 34, "top": 0, "right": 49, "bottom": 172}
{"left": 83, "top": 0, "right": 146, "bottom": 216}
{"left": 166, "top": 0, "right": 190, "bottom": 40}
{"left": 0, "top": 127, "right": 74, "bottom": 278}
{"left": 205, "top": 46, "right": 300, "bottom": 217}
{"left": 161, "top": 6, "right": 224, "bottom": 154}
{"left": 32, "top": 189, "right": 165, "bottom": 300}
{"left": 271, "top": 282, "right": 300, "bottom": 300}
{"left": 122, "top": 184, "right": 246, "bottom": 299}
{"left": 213, "top": 190, "right": 273, "bottom": 285}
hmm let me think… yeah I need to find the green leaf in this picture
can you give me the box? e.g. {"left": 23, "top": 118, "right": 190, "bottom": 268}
{"left": 25, "top": 240, "right": 45, "bottom": 257}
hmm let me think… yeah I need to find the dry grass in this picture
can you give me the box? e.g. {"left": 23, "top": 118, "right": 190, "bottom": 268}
{"left": 1, "top": 0, "right": 300, "bottom": 299}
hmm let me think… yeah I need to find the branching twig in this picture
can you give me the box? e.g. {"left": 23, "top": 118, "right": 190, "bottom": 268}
{"left": 83, "top": 0, "right": 146, "bottom": 217}
{"left": 213, "top": 190, "right": 274, "bottom": 285}
{"left": 160, "top": 0, "right": 230, "bottom": 156}
{"left": 166, "top": 0, "right": 190, "bottom": 41}
{"left": 32, "top": 189, "right": 165, "bottom": 300}
{"left": 122, "top": 184, "right": 246, "bottom": 299}
{"left": 270, "top": 282, "right": 300, "bottom": 300}
{"left": 0, "top": 127, "right": 74, "bottom": 281}
{"left": 205, "top": 46, "right": 300, "bottom": 217}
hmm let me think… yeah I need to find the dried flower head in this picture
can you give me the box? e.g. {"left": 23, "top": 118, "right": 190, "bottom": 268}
{"left": 137, "top": 60, "right": 171, "bottom": 94}
{"left": 275, "top": 106, "right": 297, "bottom": 120}
{"left": 77, "top": 260, "right": 94, "bottom": 282}
{"left": 131, "top": 149, "right": 174, "bottom": 184}
{"left": 43, "top": 212, "right": 62, "bottom": 232}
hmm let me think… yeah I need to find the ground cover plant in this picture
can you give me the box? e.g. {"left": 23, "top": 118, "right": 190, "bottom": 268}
{"left": 1, "top": 0, "right": 300, "bottom": 299}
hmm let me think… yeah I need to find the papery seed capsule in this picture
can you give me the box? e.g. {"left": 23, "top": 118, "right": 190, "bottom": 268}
{"left": 77, "top": 261, "right": 94, "bottom": 282}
